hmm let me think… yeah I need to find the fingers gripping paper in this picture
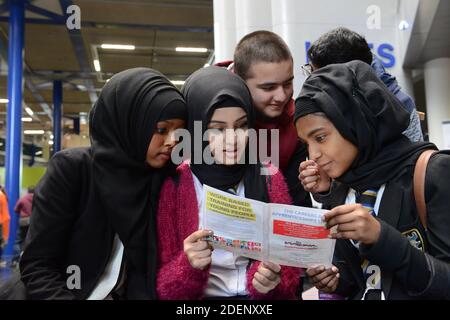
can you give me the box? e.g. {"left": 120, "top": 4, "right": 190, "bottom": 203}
{"left": 202, "top": 185, "right": 336, "bottom": 268}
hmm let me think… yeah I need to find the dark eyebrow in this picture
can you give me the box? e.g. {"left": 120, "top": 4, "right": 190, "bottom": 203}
{"left": 257, "top": 76, "right": 294, "bottom": 87}
{"left": 209, "top": 114, "right": 247, "bottom": 125}
{"left": 234, "top": 115, "right": 247, "bottom": 123}
{"left": 209, "top": 120, "right": 226, "bottom": 124}
{"left": 257, "top": 83, "right": 276, "bottom": 88}
{"left": 307, "top": 127, "right": 325, "bottom": 138}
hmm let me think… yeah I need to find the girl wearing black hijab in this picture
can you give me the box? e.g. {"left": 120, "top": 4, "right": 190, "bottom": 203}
{"left": 295, "top": 60, "right": 450, "bottom": 299}
{"left": 155, "top": 66, "right": 301, "bottom": 299}
{"left": 20, "top": 68, "right": 187, "bottom": 300}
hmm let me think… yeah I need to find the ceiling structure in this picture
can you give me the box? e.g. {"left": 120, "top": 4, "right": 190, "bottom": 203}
{"left": 404, "top": 0, "right": 450, "bottom": 68}
{"left": 0, "top": 0, "right": 214, "bottom": 148}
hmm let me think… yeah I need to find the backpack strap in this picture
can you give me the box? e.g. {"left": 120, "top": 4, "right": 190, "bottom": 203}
{"left": 413, "top": 150, "right": 437, "bottom": 231}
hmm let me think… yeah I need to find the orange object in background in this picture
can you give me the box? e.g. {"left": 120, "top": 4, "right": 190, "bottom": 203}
{"left": 0, "top": 189, "right": 10, "bottom": 242}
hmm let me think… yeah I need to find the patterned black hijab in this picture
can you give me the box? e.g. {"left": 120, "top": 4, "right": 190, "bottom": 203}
{"left": 295, "top": 60, "right": 436, "bottom": 192}
{"left": 182, "top": 66, "right": 269, "bottom": 202}
{"left": 89, "top": 67, "right": 186, "bottom": 299}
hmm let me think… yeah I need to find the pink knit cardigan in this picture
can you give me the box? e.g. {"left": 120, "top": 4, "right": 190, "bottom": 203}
{"left": 156, "top": 162, "right": 303, "bottom": 300}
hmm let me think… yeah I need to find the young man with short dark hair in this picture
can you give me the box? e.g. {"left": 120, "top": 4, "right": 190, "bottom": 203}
{"left": 220, "top": 30, "right": 311, "bottom": 206}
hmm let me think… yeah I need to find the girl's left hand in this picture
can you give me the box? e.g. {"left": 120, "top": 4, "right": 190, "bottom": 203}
{"left": 306, "top": 265, "right": 340, "bottom": 293}
{"left": 252, "top": 262, "right": 281, "bottom": 294}
{"left": 323, "top": 203, "right": 381, "bottom": 245}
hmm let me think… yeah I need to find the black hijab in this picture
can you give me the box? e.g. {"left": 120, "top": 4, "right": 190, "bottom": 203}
{"left": 89, "top": 67, "right": 186, "bottom": 299}
{"left": 295, "top": 60, "right": 436, "bottom": 192}
{"left": 181, "top": 66, "right": 269, "bottom": 202}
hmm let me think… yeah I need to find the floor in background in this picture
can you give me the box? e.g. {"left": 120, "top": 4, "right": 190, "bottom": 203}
{"left": 0, "top": 262, "right": 19, "bottom": 282}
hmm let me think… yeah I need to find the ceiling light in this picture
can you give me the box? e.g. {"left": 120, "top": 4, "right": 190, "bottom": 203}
{"left": 48, "top": 140, "right": 54, "bottom": 145}
{"left": 175, "top": 47, "right": 208, "bottom": 53}
{"left": 24, "top": 130, "right": 45, "bottom": 135}
{"left": 35, "top": 151, "right": 43, "bottom": 156}
{"left": 398, "top": 20, "right": 409, "bottom": 30}
{"left": 170, "top": 80, "right": 185, "bottom": 86}
{"left": 93, "top": 59, "right": 101, "bottom": 72}
{"left": 0, "top": 98, "right": 9, "bottom": 103}
{"left": 101, "top": 44, "right": 135, "bottom": 50}
{"left": 22, "top": 117, "right": 33, "bottom": 122}
{"left": 25, "top": 107, "right": 34, "bottom": 116}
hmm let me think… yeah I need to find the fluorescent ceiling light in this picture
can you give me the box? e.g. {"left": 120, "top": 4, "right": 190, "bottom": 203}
{"left": 24, "top": 130, "right": 44, "bottom": 135}
{"left": 0, "top": 98, "right": 9, "bottom": 103}
{"left": 101, "top": 44, "right": 135, "bottom": 50}
{"left": 22, "top": 117, "right": 33, "bottom": 122}
{"left": 398, "top": 20, "right": 409, "bottom": 30}
{"left": 170, "top": 80, "right": 185, "bottom": 86}
{"left": 48, "top": 140, "right": 54, "bottom": 145}
{"left": 35, "top": 151, "right": 43, "bottom": 156}
{"left": 25, "top": 107, "right": 34, "bottom": 116}
{"left": 93, "top": 59, "right": 101, "bottom": 72}
{"left": 175, "top": 47, "right": 207, "bottom": 53}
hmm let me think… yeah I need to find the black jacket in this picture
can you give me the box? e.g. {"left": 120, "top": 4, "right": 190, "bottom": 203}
{"left": 284, "top": 142, "right": 312, "bottom": 207}
{"left": 320, "top": 151, "right": 450, "bottom": 299}
{"left": 20, "top": 147, "right": 115, "bottom": 300}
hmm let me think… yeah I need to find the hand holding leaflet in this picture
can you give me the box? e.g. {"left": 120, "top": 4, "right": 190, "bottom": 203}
{"left": 201, "top": 185, "right": 336, "bottom": 268}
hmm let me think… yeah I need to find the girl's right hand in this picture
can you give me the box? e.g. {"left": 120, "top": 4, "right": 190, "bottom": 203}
{"left": 183, "top": 229, "right": 214, "bottom": 270}
{"left": 299, "top": 160, "right": 332, "bottom": 193}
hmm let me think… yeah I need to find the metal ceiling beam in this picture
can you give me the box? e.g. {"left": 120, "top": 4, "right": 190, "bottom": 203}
{"left": 24, "top": 2, "right": 65, "bottom": 23}
{"left": 59, "top": 0, "right": 97, "bottom": 104}
{"left": 24, "top": 78, "right": 53, "bottom": 120}
{"left": 23, "top": 69, "right": 113, "bottom": 80}
{"left": 91, "top": 0, "right": 213, "bottom": 9}
{"left": 2, "top": 69, "right": 192, "bottom": 81}
{"left": 0, "top": 26, "right": 52, "bottom": 121}
{"left": 0, "top": 16, "right": 213, "bottom": 33}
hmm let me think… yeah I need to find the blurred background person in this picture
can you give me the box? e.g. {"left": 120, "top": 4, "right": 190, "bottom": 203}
{"left": 14, "top": 186, "right": 35, "bottom": 252}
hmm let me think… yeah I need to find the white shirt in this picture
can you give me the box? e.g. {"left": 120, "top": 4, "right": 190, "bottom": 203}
{"left": 345, "top": 184, "right": 386, "bottom": 300}
{"left": 87, "top": 234, "right": 124, "bottom": 300}
{"left": 344, "top": 185, "right": 385, "bottom": 219}
{"left": 192, "top": 173, "right": 250, "bottom": 297}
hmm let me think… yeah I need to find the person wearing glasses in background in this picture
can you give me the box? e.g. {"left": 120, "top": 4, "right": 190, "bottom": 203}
{"left": 299, "top": 27, "right": 425, "bottom": 206}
